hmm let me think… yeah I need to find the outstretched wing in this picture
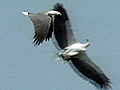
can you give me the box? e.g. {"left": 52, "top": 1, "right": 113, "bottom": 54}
{"left": 53, "top": 3, "right": 78, "bottom": 49}
{"left": 70, "top": 52, "right": 111, "bottom": 89}
{"left": 53, "top": 3, "right": 111, "bottom": 89}
{"left": 28, "top": 12, "right": 52, "bottom": 45}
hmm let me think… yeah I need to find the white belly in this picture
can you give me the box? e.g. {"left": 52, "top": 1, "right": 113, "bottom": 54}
{"left": 57, "top": 42, "right": 90, "bottom": 60}
{"left": 65, "top": 43, "right": 86, "bottom": 51}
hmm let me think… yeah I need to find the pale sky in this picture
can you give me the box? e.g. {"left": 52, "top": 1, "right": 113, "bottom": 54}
{"left": 0, "top": 0, "right": 120, "bottom": 90}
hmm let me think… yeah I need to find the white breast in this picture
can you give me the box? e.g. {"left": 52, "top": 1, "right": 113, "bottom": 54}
{"left": 65, "top": 43, "right": 86, "bottom": 50}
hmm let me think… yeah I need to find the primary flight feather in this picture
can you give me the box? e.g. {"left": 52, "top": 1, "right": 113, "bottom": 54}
{"left": 22, "top": 3, "right": 111, "bottom": 89}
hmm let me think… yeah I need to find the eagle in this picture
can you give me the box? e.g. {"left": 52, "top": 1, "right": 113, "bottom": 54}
{"left": 22, "top": 3, "right": 111, "bottom": 89}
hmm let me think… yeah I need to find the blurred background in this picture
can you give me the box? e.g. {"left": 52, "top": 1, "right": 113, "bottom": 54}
{"left": 0, "top": 0, "right": 120, "bottom": 90}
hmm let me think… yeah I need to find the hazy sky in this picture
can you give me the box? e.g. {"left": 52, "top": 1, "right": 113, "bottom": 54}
{"left": 0, "top": 0, "right": 120, "bottom": 90}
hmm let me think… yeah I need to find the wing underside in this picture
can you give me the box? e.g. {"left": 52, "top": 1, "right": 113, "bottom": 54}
{"left": 70, "top": 52, "right": 111, "bottom": 89}
{"left": 26, "top": 3, "right": 111, "bottom": 89}
{"left": 53, "top": 3, "right": 111, "bottom": 89}
{"left": 53, "top": 3, "right": 78, "bottom": 49}
{"left": 28, "top": 12, "right": 52, "bottom": 45}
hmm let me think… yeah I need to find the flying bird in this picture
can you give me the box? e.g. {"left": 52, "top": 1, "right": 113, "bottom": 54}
{"left": 22, "top": 3, "right": 111, "bottom": 89}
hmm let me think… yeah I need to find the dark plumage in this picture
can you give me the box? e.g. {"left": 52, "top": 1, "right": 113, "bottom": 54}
{"left": 22, "top": 3, "right": 111, "bottom": 89}
{"left": 53, "top": 3, "right": 77, "bottom": 49}
{"left": 53, "top": 3, "right": 111, "bottom": 89}
{"left": 22, "top": 11, "right": 61, "bottom": 45}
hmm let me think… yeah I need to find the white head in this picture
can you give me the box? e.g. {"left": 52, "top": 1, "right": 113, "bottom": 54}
{"left": 46, "top": 11, "right": 61, "bottom": 16}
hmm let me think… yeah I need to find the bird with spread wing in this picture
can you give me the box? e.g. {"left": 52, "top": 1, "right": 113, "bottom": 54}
{"left": 22, "top": 3, "right": 111, "bottom": 89}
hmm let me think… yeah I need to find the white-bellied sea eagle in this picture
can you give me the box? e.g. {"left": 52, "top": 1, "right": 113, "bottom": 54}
{"left": 22, "top": 3, "right": 111, "bottom": 89}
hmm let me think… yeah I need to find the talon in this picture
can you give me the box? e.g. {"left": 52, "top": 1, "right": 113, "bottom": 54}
{"left": 57, "top": 50, "right": 71, "bottom": 61}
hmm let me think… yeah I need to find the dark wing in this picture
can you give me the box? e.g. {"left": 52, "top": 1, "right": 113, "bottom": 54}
{"left": 53, "top": 3, "right": 78, "bottom": 49}
{"left": 53, "top": 3, "right": 111, "bottom": 89}
{"left": 28, "top": 12, "right": 52, "bottom": 45}
{"left": 70, "top": 52, "right": 111, "bottom": 89}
